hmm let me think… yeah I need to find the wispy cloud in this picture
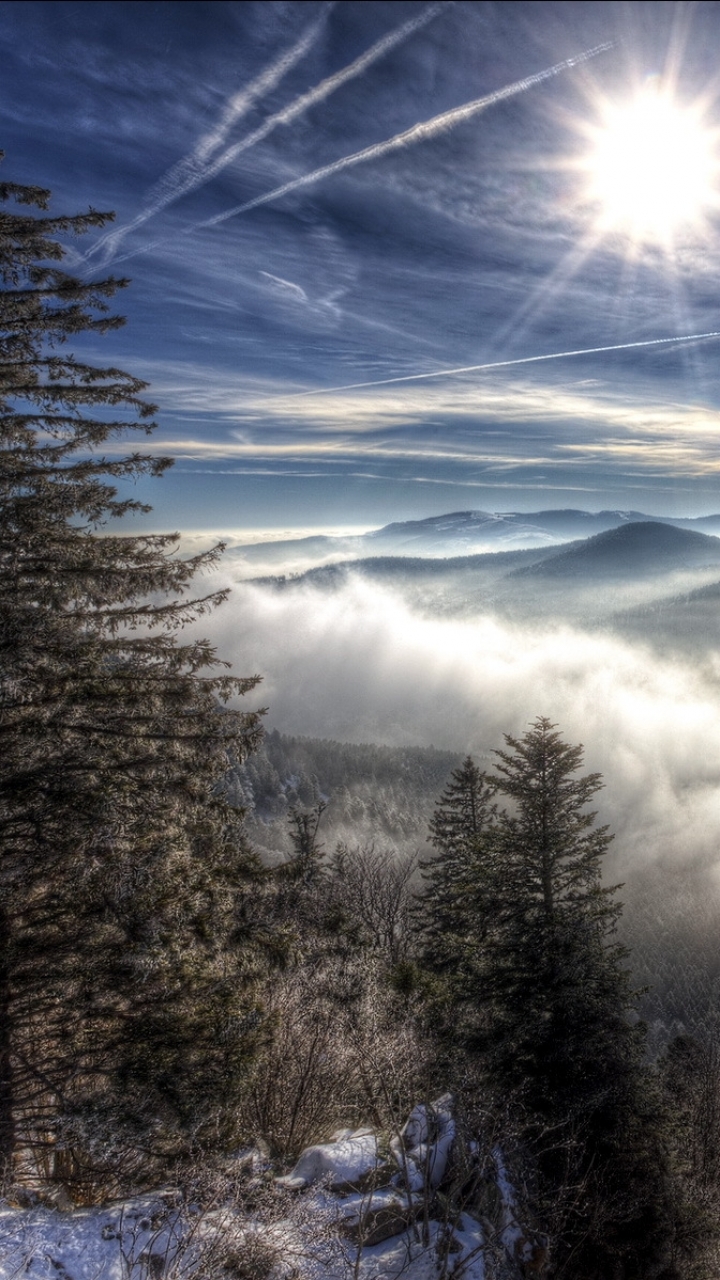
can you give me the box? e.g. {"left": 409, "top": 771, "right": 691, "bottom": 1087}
{"left": 91, "top": 373, "right": 720, "bottom": 480}
{"left": 89, "top": 2, "right": 446, "bottom": 265}
{"left": 104, "top": 354, "right": 720, "bottom": 444}
{"left": 200, "top": 41, "right": 615, "bottom": 228}
{"left": 86, "top": 5, "right": 331, "bottom": 264}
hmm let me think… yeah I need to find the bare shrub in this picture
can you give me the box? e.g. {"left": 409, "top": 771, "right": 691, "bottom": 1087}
{"left": 239, "top": 967, "right": 362, "bottom": 1158}
{"left": 240, "top": 953, "right": 432, "bottom": 1163}
{"left": 327, "top": 844, "right": 419, "bottom": 965}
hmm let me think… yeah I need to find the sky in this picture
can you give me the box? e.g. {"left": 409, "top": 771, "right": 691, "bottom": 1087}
{"left": 5, "top": 0, "right": 720, "bottom": 534}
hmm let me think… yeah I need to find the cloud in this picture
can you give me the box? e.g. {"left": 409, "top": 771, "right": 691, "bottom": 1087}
{"left": 205, "top": 574, "right": 720, "bottom": 874}
{"left": 89, "top": 2, "right": 446, "bottom": 266}
{"left": 259, "top": 271, "right": 309, "bottom": 303}
{"left": 200, "top": 41, "right": 615, "bottom": 228}
{"left": 264, "top": 330, "right": 720, "bottom": 399}
{"left": 90, "top": 353, "right": 720, "bottom": 484}
{"left": 86, "top": 5, "right": 331, "bottom": 265}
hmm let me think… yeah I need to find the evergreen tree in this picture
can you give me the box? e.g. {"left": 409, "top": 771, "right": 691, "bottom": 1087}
{"left": 428, "top": 755, "right": 495, "bottom": 856}
{"left": 483, "top": 719, "right": 674, "bottom": 1279}
{"left": 418, "top": 756, "right": 496, "bottom": 983}
{"left": 0, "top": 167, "right": 265, "bottom": 1192}
{"left": 418, "top": 720, "right": 680, "bottom": 1276}
{"left": 287, "top": 801, "right": 327, "bottom": 885}
{"left": 482, "top": 717, "right": 633, "bottom": 1116}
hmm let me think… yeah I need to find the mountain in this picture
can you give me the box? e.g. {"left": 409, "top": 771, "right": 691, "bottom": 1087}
{"left": 253, "top": 522, "right": 720, "bottom": 596}
{"left": 252, "top": 545, "right": 564, "bottom": 590}
{"left": 235, "top": 509, "right": 720, "bottom": 570}
{"left": 609, "top": 576, "right": 720, "bottom": 654}
{"left": 362, "top": 508, "right": 639, "bottom": 552}
{"left": 509, "top": 522, "right": 720, "bottom": 581}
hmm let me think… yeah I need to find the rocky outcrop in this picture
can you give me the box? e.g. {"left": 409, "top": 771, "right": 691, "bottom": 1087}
{"left": 274, "top": 1097, "right": 550, "bottom": 1278}
{"left": 340, "top": 1186, "right": 424, "bottom": 1245}
{"left": 390, "top": 1093, "right": 456, "bottom": 1191}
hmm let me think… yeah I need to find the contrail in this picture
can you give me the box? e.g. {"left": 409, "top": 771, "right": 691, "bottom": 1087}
{"left": 265, "top": 331, "right": 720, "bottom": 399}
{"left": 182, "top": 4, "right": 448, "bottom": 201}
{"left": 88, "top": 2, "right": 445, "bottom": 265}
{"left": 86, "top": 6, "right": 332, "bottom": 263}
{"left": 201, "top": 40, "right": 615, "bottom": 228}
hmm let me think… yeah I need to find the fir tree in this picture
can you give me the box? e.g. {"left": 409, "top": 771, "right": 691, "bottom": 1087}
{"left": 418, "top": 756, "right": 496, "bottom": 983}
{"left": 0, "top": 167, "right": 265, "bottom": 1192}
{"left": 428, "top": 756, "right": 495, "bottom": 855}
{"left": 287, "top": 801, "right": 327, "bottom": 885}
{"left": 482, "top": 717, "right": 633, "bottom": 1116}
{"left": 418, "top": 720, "right": 679, "bottom": 1276}
{"left": 484, "top": 719, "right": 674, "bottom": 1279}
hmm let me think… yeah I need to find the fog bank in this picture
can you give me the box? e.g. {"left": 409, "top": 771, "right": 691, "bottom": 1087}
{"left": 206, "top": 575, "right": 720, "bottom": 874}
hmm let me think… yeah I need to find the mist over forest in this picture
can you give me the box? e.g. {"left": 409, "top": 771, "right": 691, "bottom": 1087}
{"left": 202, "top": 516, "right": 720, "bottom": 882}
{"left": 197, "top": 514, "right": 720, "bottom": 1070}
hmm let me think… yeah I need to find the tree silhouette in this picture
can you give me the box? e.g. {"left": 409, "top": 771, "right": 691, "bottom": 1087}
{"left": 0, "top": 166, "right": 265, "bottom": 1193}
{"left": 483, "top": 717, "right": 630, "bottom": 1114}
{"left": 418, "top": 756, "right": 497, "bottom": 985}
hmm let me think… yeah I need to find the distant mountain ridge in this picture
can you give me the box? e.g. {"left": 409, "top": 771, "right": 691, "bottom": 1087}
{"left": 237, "top": 508, "right": 720, "bottom": 568}
{"left": 255, "top": 523, "right": 720, "bottom": 596}
{"left": 362, "top": 509, "right": 720, "bottom": 551}
{"left": 510, "top": 521, "right": 720, "bottom": 580}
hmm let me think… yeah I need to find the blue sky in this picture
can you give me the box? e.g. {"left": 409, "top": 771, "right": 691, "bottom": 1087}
{"left": 5, "top": 0, "right": 720, "bottom": 532}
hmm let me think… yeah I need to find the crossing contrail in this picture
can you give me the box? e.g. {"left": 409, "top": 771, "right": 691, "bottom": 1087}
{"left": 265, "top": 331, "right": 720, "bottom": 399}
{"left": 86, "top": 5, "right": 332, "bottom": 263}
{"left": 201, "top": 40, "right": 615, "bottom": 228}
{"left": 88, "top": 2, "right": 445, "bottom": 265}
{"left": 176, "top": 4, "right": 447, "bottom": 214}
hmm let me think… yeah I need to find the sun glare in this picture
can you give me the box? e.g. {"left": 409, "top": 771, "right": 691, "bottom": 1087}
{"left": 585, "top": 85, "right": 718, "bottom": 243}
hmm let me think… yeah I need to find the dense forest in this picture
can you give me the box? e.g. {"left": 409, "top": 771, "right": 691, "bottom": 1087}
{"left": 3, "top": 171, "right": 720, "bottom": 1280}
{"left": 233, "top": 731, "right": 720, "bottom": 1054}
{"left": 226, "top": 729, "right": 461, "bottom": 854}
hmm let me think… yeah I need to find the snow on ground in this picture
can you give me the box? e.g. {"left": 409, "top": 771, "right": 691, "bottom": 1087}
{"left": 0, "top": 1101, "right": 520, "bottom": 1278}
{"left": 0, "top": 1192, "right": 488, "bottom": 1279}
{"left": 275, "top": 1129, "right": 378, "bottom": 1191}
{"left": 0, "top": 1194, "right": 188, "bottom": 1280}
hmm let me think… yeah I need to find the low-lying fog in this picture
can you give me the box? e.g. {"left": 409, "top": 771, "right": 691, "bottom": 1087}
{"left": 204, "top": 567, "right": 720, "bottom": 879}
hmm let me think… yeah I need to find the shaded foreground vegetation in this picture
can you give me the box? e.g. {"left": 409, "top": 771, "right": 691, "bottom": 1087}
{"left": 2, "top": 170, "right": 720, "bottom": 1279}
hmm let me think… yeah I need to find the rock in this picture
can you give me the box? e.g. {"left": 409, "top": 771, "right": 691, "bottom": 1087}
{"left": 399, "top": 1102, "right": 429, "bottom": 1151}
{"left": 340, "top": 1188, "right": 422, "bottom": 1245}
{"left": 327, "top": 1126, "right": 373, "bottom": 1143}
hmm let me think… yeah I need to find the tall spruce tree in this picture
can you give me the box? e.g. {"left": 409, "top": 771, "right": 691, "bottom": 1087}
{"left": 419, "top": 721, "right": 679, "bottom": 1276}
{"left": 0, "top": 168, "right": 265, "bottom": 1193}
{"left": 482, "top": 717, "right": 633, "bottom": 1115}
{"left": 484, "top": 719, "right": 674, "bottom": 1279}
{"left": 418, "top": 756, "right": 496, "bottom": 981}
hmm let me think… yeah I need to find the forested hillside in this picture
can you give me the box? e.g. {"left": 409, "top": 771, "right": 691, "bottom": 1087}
{"left": 225, "top": 729, "right": 461, "bottom": 858}
{"left": 231, "top": 730, "right": 720, "bottom": 1059}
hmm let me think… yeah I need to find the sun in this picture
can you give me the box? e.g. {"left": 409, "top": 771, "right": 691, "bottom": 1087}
{"left": 584, "top": 83, "right": 718, "bottom": 244}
